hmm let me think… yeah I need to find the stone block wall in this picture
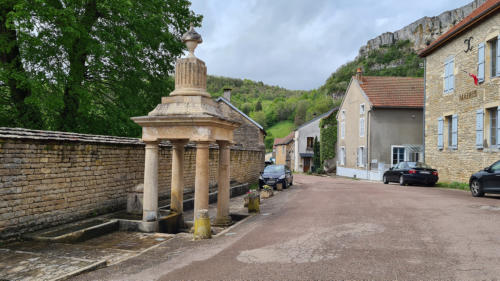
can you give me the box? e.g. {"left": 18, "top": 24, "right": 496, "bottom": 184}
{"left": 424, "top": 13, "right": 500, "bottom": 183}
{"left": 0, "top": 128, "right": 264, "bottom": 240}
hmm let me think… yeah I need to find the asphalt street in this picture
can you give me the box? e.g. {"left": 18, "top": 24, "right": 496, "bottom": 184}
{"left": 74, "top": 174, "right": 500, "bottom": 280}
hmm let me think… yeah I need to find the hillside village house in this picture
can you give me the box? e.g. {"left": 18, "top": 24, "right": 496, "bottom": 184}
{"left": 274, "top": 132, "right": 294, "bottom": 169}
{"left": 216, "top": 89, "right": 266, "bottom": 152}
{"left": 293, "top": 109, "right": 337, "bottom": 172}
{"left": 419, "top": 0, "right": 500, "bottom": 183}
{"left": 336, "top": 70, "right": 424, "bottom": 180}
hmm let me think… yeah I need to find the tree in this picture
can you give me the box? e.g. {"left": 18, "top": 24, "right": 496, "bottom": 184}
{"left": 294, "top": 100, "right": 308, "bottom": 127}
{"left": 320, "top": 110, "right": 337, "bottom": 166}
{"left": 313, "top": 136, "right": 321, "bottom": 173}
{"left": 1, "top": 0, "right": 201, "bottom": 135}
{"left": 255, "top": 100, "right": 262, "bottom": 111}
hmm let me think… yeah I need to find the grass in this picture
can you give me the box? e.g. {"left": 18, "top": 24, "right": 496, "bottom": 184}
{"left": 249, "top": 183, "right": 259, "bottom": 190}
{"left": 436, "top": 181, "right": 469, "bottom": 191}
{"left": 267, "top": 121, "right": 295, "bottom": 138}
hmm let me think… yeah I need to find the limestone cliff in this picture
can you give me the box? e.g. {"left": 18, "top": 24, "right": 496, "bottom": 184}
{"left": 357, "top": 0, "right": 486, "bottom": 58}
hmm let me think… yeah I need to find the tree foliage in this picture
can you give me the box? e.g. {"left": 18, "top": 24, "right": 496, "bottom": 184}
{"left": 313, "top": 136, "right": 320, "bottom": 173}
{"left": 0, "top": 0, "right": 201, "bottom": 136}
{"left": 319, "top": 110, "right": 338, "bottom": 167}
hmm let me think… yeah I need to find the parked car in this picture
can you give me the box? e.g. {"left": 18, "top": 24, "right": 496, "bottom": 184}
{"left": 259, "top": 165, "right": 293, "bottom": 189}
{"left": 469, "top": 160, "right": 500, "bottom": 197}
{"left": 383, "top": 162, "right": 438, "bottom": 186}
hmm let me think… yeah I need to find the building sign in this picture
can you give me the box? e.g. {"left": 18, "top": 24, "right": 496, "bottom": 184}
{"left": 459, "top": 90, "right": 477, "bottom": 101}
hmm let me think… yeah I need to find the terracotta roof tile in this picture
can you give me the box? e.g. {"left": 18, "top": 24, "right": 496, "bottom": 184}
{"left": 420, "top": 0, "right": 500, "bottom": 57}
{"left": 274, "top": 131, "right": 295, "bottom": 146}
{"left": 358, "top": 76, "right": 424, "bottom": 108}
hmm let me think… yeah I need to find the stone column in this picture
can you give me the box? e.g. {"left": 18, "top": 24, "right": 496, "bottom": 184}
{"left": 170, "top": 140, "right": 188, "bottom": 214}
{"left": 215, "top": 141, "right": 232, "bottom": 226}
{"left": 143, "top": 141, "right": 159, "bottom": 222}
{"left": 194, "top": 141, "right": 211, "bottom": 220}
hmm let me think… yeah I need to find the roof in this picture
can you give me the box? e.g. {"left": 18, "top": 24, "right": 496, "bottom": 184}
{"left": 274, "top": 131, "right": 294, "bottom": 146}
{"left": 296, "top": 107, "right": 338, "bottom": 131}
{"left": 216, "top": 97, "right": 265, "bottom": 132}
{"left": 420, "top": 0, "right": 500, "bottom": 57}
{"left": 358, "top": 76, "right": 424, "bottom": 108}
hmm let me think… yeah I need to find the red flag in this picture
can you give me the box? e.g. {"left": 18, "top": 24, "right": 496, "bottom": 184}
{"left": 469, "top": 73, "right": 478, "bottom": 86}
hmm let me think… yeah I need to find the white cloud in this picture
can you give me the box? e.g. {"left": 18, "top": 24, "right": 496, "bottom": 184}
{"left": 189, "top": 0, "right": 473, "bottom": 90}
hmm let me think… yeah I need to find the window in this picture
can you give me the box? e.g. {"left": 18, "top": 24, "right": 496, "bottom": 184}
{"left": 489, "top": 108, "right": 497, "bottom": 146}
{"left": 359, "top": 117, "right": 365, "bottom": 137}
{"left": 360, "top": 104, "right": 365, "bottom": 115}
{"left": 306, "top": 137, "right": 314, "bottom": 150}
{"left": 444, "top": 57, "right": 455, "bottom": 93}
{"left": 487, "top": 107, "right": 500, "bottom": 147}
{"left": 341, "top": 110, "right": 345, "bottom": 120}
{"left": 489, "top": 37, "right": 500, "bottom": 77}
{"left": 339, "top": 147, "right": 345, "bottom": 166}
{"left": 392, "top": 146, "right": 405, "bottom": 167}
{"left": 446, "top": 115, "right": 458, "bottom": 149}
{"left": 340, "top": 121, "right": 345, "bottom": 139}
{"left": 357, "top": 146, "right": 365, "bottom": 167}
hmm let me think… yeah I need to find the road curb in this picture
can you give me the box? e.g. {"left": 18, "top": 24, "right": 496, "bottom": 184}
{"left": 53, "top": 259, "right": 107, "bottom": 281}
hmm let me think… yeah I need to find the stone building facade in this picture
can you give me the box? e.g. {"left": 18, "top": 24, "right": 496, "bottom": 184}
{"left": 0, "top": 128, "right": 264, "bottom": 240}
{"left": 420, "top": 0, "right": 500, "bottom": 183}
{"left": 274, "top": 132, "right": 294, "bottom": 169}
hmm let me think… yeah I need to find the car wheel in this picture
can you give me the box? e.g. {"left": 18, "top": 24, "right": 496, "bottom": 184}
{"left": 383, "top": 175, "right": 389, "bottom": 184}
{"left": 470, "top": 179, "right": 484, "bottom": 197}
{"left": 399, "top": 175, "right": 406, "bottom": 186}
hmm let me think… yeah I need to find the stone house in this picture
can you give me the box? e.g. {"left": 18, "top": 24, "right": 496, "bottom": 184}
{"left": 216, "top": 90, "right": 266, "bottom": 152}
{"left": 273, "top": 132, "right": 294, "bottom": 169}
{"left": 336, "top": 70, "right": 424, "bottom": 180}
{"left": 419, "top": 0, "right": 500, "bottom": 183}
{"left": 293, "top": 109, "right": 336, "bottom": 173}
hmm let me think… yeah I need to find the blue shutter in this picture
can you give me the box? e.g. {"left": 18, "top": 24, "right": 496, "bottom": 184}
{"left": 476, "top": 109, "right": 484, "bottom": 148}
{"left": 444, "top": 60, "right": 449, "bottom": 92}
{"left": 452, "top": 114, "right": 458, "bottom": 149}
{"left": 438, "top": 117, "right": 444, "bottom": 149}
{"left": 497, "top": 36, "right": 500, "bottom": 77}
{"left": 478, "top": 43, "right": 485, "bottom": 83}
{"left": 497, "top": 107, "right": 500, "bottom": 146}
{"left": 449, "top": 59, "right": 455, "bottom": 91}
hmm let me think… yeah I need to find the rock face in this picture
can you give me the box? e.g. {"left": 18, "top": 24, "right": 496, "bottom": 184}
{"left": 358, "top": 0, "right": 486, "bottom": 58}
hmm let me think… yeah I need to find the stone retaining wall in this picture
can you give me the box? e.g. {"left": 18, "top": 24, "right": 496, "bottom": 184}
{"left": 0, "top": 128, "right": 264, "bottom": 240}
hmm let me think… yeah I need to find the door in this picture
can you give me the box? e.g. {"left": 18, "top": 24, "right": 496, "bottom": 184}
{"left": 303, "top": 158, "right": 311, "bottom": 173}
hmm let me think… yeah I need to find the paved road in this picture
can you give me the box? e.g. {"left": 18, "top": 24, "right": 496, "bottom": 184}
{"left": 74, "top": 174, "right": 500, "bottom": 280}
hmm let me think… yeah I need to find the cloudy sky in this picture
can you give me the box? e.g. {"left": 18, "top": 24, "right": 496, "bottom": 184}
{"left": 189, "top": 0, "right": 472, "bottom": 90}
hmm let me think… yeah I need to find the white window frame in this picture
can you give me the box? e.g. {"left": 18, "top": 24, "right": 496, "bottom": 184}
{"left": 341, "top": 110, "right": 346, "bottom": 120}
{"left": 391, "top": 145, "right": 406, "bottom": 167}
{"left": 476, "top": 109, "right": 484, "bottom": 149}
{"left": 339, "top": 146, "right": 345, "bottom": 166}
{"left": 340, "top": 121, "right": 345, "bottom": 139}
{"left": 359, "top": 117, "right": 365, "bottom": 137}
{"left": 444, "top": 57, "right": 455, "bottom": 94}
{"left": 360, "top": 104, "right": 365, "bottom": 115}
{"left": 357, "top": 146, "right": 365, "bottom": 167}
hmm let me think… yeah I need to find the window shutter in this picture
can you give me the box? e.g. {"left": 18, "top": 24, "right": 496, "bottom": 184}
{"left": 478, "top": 43, "right": 485, "bottom": 82}
{"left": 452, "top": 114, "right": 458, "bottom": 149}
{"left": 449, "top": 59, "right": 455, "bottom": 91}
{"left": 341, "top": 121, "right": 345, "bottom": 139}
{"left": 438, "top": 117, "right": 444, "bottom": 149}
{"left": 476, "top": 109, "right": 484, "bottom": 148}
{"left": 444, "top": 61, "right": 449, "bottom": 92}
{"left": 359, "top": 118, "right": 364, "bottom": 137}
{"left": 497, "top": 36, "right": 500, "bottom": 77}
{"left": 362, "top": 148, "right": 367, "bottom": 166}
{"left": 497, "top": 107, "right": 500, "bottom": 146}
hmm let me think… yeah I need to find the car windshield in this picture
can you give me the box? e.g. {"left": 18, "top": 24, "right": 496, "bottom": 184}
{"left": 407, "top": 162, "right": 431, "bottom": 169}
{"left": 264, "top": 165, "right": 284, "bottom": 173}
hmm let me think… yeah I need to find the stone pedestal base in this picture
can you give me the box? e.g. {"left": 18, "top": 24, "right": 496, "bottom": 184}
{"left": 213, "top": 216, "right": 232, "bottom": 227}
{"left": 193, "top": 209, "right": 211, "bottom": 240}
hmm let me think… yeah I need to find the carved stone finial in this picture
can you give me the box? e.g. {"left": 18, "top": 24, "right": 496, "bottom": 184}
{"left": 182, "top": 24, "right": 203, "bottom": 57}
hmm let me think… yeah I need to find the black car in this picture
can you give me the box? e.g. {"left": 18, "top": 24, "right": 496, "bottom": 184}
{"left": 383, "top": 161, "right": 438, "bottom": 186}
{"left": 259, "top": 165, "right": 293, "bottom": 189}
{"left": 469, "top": 160, "right": 500, "bottom": 197}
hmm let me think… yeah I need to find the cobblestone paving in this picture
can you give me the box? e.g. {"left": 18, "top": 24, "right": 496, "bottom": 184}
{"left": 0, "top": 232, "right": 173, "bottom": 280}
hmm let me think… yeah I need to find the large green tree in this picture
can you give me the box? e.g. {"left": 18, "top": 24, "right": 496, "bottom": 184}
{"left": 1, "top": 0, "right": 201, "bottom": 136}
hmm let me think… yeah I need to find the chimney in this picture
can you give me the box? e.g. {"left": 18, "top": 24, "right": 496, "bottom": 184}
{"left": 223, "top": 88, "right": 231, "bottom": 101}
{"left": 356, "top": 68, "right": 363, "bottom": 81}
